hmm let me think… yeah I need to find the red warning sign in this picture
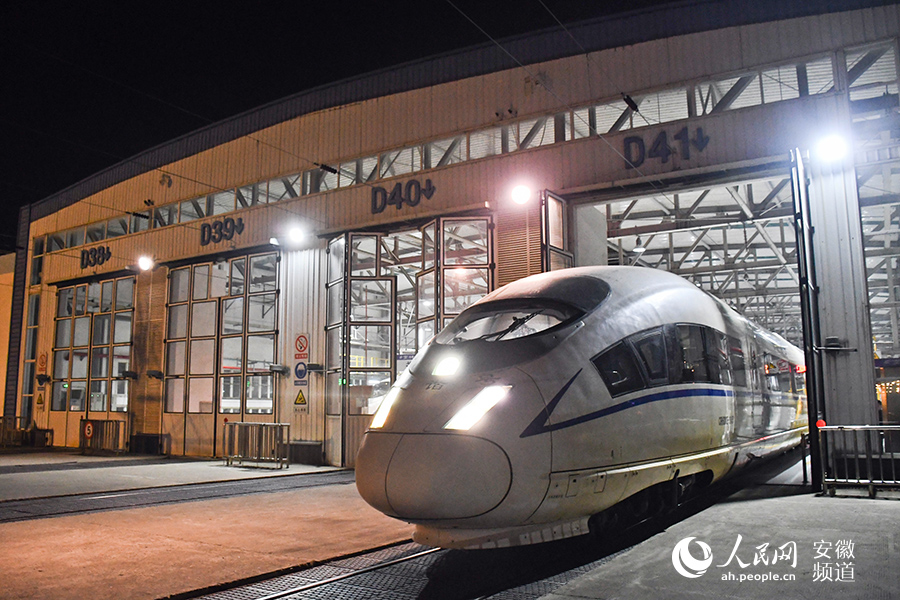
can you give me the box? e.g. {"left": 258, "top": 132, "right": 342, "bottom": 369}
{"left": 295, "top": 334, "right": 309, "bottom": 360}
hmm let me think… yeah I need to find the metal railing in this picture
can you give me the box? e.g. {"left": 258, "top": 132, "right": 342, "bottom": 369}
{"left": 819, "top": 425, "right": 900, "bottom": 497}
{"left": 223, "top": 422, "right": 290, "bottom": 469}
{"left": 79, "top": 419, "right": 127, "bottom": 453}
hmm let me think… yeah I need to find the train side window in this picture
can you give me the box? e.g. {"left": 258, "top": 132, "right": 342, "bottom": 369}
{"left": 728, "top": 336, "right": 748, "bottom": 387}
{"left": 593, "top": 342, "right": 645, "bottom": 397}
{"left": 706, "top": 329, "right": 731, "bottom": 385}
{"left": 677, "top": 325, "right": 709, "bottom": 383}
{"left": 630, "top": 328, "right": 668, "bottom": 384}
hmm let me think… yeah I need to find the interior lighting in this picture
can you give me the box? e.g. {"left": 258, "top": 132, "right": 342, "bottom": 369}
{"left": 370, "top": 387, "right": 400, "bottom": 429}
{"left": 444, "top": 385, "right": 511, "bottom": 430}
{"left": 816, "top": 134, "right": 848, "bottom": 163}
{"left": 268, "top": 237, "right": 280, "bottom": 246}
{"left": 433, "top": 356, "right": 461, "bottom": 377}
{"left": 137, "top": 256, "right": 154, "bottom": 271}
{"left": 511, "top": 185, "right": 531, "bottom": 205}
{"left": 289, "top": 227, "right": 306, "bottom": 243}
{"left": 633, "top": 237, "right": 646, "bottom": 254}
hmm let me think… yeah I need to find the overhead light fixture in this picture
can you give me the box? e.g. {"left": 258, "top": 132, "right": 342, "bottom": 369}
{"left": 268, "top": 237, "right": 280, "bottom": 246}
{"left": 816, "top": 134, "right": 848, "bottom": 163}
{"left": 138, "top": 256, "right": 154, "bottom": 271}
{"left": 511, "top": 185, "right": 531, "bottom": 205}
{"left": 288, "top": 227, "right": 306, "bottom": 243}
{"left": 633, "top": 237, "right": 646, "bottom": 254}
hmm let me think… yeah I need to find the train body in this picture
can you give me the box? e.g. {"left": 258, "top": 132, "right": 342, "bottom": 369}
{"left": 356, "top": 266, "right": 807, "bottom": 549}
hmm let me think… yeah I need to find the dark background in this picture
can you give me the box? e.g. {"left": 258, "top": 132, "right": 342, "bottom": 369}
{"left": 0, "top": 0, "right": 670, "bottom": 252}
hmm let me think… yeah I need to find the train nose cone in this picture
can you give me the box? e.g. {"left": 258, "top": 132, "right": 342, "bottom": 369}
{"left": 357, "top": 432, "right": 512, "bottom": 520}
{"left": 388, "top": 434, "right": 512, "bottom": 520}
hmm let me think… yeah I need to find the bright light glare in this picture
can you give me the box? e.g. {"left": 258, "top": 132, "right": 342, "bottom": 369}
{"left": 816, "top": 134, "right": 848, "bottom": 162}
{"left": 370, "top": 387, "right": 400, "bottom": 429}
{"left": 138, "top": 256, "right": 154, "bottom": 271}
{"left": 444, "top": 385, "right": 511, "bottom": 430}
{"left": 433, "top": 356, "right": 461, "bottom": 377}
{"left": 289, "top": 227, "right": 306, "bottom": 243}
{"left": 511, "top": 185, "right": 531, "bottom": 205}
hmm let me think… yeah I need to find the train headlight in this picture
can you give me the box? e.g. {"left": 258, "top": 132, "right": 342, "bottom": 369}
{"left": 370, "top": 387, "right": 401, "bottom": 429}
{"left": 433, "top": 356, "right": 461, "bottom": 377}
{"left": 443, "top": 385, "right": 511, "bottom": 430}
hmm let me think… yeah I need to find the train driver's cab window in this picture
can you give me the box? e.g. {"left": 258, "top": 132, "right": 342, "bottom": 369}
{"left": 593, "top": 341, "right": 644, "bottom": 396}
{"left": 434, "top": 300, "right": 579, "bottom": 344}
{"left": 631, "top": 329, "right": 668, "bottom": 385}
{"left": 677, "top": 325, "right": 709, "bottom": 382}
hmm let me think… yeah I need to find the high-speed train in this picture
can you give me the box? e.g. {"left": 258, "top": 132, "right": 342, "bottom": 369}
{"left": 356, "top": 266, "right": 807, "bottom": 549}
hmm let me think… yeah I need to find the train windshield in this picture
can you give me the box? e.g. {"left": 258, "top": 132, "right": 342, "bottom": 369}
{"left": 435, "top": 301, "right": 579, "bottom": 345}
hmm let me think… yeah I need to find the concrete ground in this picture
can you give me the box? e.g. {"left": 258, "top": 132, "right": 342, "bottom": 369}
{"left": 0, "top": 450, "right": 413, "bottom": 600}
{"left": 545, "top": 454, "right": 900, "bottom": 600}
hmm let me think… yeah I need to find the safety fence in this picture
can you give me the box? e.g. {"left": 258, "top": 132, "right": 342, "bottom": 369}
{"left": 819, "top": 425, "right": 900, "bottom": 497}
{"left": 79, "top": 419, "right": 127, "bottom": 453}
{"left": 223, "top": 422, "right": 290, "bottom": 469}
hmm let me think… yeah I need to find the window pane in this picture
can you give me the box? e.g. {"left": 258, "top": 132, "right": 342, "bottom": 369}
{"left": 442, "top": 268, "right": 488, "bottom": 315}
{"left": 350, "top": 236, "right": 377, "bottom": 276}
{"left": 131, "top": 211, "right": 150, "bottom": 233}
{"left": 92, "top": 314, "right": 110, "bottom": 346}
{"left": 327, "top": 236, "right": 345, "bottom": 284}
{"left": 187, "top": 378, "right": 214, "bottom": 413}
{"left": 592, "top": 342, "right": 644, "bottom": 397}
{"left": 53, "top": 350, "right": 70, "bottom": 379}
{"left": 165, "top": 378, "right": 185, "bottom": 413}
{"left": 110, "top": 380, "right": 128, "bottom": 412}
{"left": 191, "top": 301, "right": 217, "bottom": 338}
{"left": 246, "top": 334, "right": 275, "bottom": 372}
{"left": 443, "top": 220, "right": 488, "bottom": 265}
{"left": 101, "top": 281, "right": 114, "bottom": 312}
{"left": 112, "top": 346, "right": 130, "bottom": 378}
{"left": 167, "top": 341, "right": 186, "bottom": 376}
{"left": 168, "top": 305, "right": 188, "bottom": 339}
{"left": 677, "top": 325, "right": 709, "bottom": 383}
{"left": 190, "top": 339, "right": 215, "bottom": 375}
{"left": 327, "top": 282, "right": 343, "bottom": 327}
{"left": 193, "top": 265, "right": 209, "bottom": 300}
{"left": 73, "top": 317, "right": 90, "bottom": 347}
{"left": 632, "top": 329, "right": 667, "bottom": 382}
{"left": 247, "top": 294, "right": 276, "bottom": 332}
{"left": 85, "top": 223, "right": 105, "bottom": 243}
{"left": 350, "top": 280, "right": 392, "bottom": 322}
{"left": 417, "top": 320, "right": 435, "bottom": 349}
{"left": 106, "top": 217, "right": 129, "bottom": 238}
{"left": 87, "top": 283, "right": 101, "bottom": 313}
{"left": 210, "top": 261, "right": 229, "bottom": 298}
{"left": 51, "top": 382, "right": 67, "bottom": 411}
{"left": 221, "top": 337, "right": 243, "bottom": 373}
{"left": 74, "top": 286, "right": 86, "bottom": 315}
{"left": 230, "top": 259, "right": 245, "bottom": 296}
{"left": 210, "top": 190, "right": 234, "bottom": 215}
{"left": 249, "top": 254, "right": 277, "bottom": 293}
{"left": 180, "top": 197, "right": 207, "bottom": 222}
{"left": 423, "top": 223, "right": 435, "bottom": 270}
{"left": 55, "top": 320, "right": 72, "bottom": 347}
{"left": 169, "top": 268, "right": 190, "bottom": 303}
{"left": 221, "top": 298, "right": 244, "bottom": 334}
{"left": 113, "top": 312, "right": 132, "bottom": 344}
{"left": 349, "top": 326, "right": 392, "bottom": 368}
{"left": 66, "top": 228, "right": 84, "bottom": 248}
{"left": 326, "top": 326, "right": 344, "bottom": 370}
{"left": 729, "top": 336, "right": 747, "bottom": 387}
{"left": 90, "top": 347, "right": 109, "bottom": 378}
{"left": 116, "top": 278, "right": 134, "bottom": 310}
{"left": 246, "top": 375, "right": 274, "bottom": 414}
{"left": 57, "top": 288, "right": 73, "bottom": 318}
{"left": 24, "top": 328, "right": 38, "bottom": 361}
{"left": 348, "top": 371, "right": 392, "bottom": 415}
{"left": 220, "top": 376, "right": 241, "bottom": 413}
{"left": 153, "top": 205, "right": 177, "bottom": 228}
{"left": 90, "top": 380, "right": 108, "bottom": 412}
{"left": 69, "top": 381, "right": 86, "bottom": 411}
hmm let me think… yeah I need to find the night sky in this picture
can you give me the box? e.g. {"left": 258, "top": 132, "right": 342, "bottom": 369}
{"left": 0, "top": 0, "right": 669, "bottom": 252}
